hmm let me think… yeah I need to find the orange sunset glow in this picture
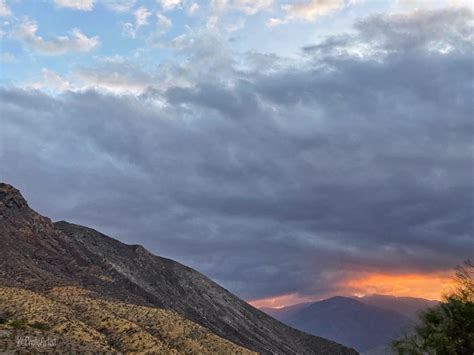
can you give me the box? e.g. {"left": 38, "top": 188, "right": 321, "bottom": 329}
{"left": 249, "top": 293, "right": 318, "bottom": 309}
{"left": 249, "top": 271, "right": 456, "bottom": 309}
{"left": 344, "top": 272, "right": 456, "bottom": 300}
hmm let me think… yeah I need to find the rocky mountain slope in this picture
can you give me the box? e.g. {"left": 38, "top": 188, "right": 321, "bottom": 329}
{"left": 0, "top": 183, "right": 357, "bottom": 354}
{"left": 0, "top": 286, "right": 254, "bottom": 354}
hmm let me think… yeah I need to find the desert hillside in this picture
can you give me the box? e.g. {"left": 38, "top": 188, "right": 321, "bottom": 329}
{"left": 0, "top": 286, "right": 254, "bottom": 354}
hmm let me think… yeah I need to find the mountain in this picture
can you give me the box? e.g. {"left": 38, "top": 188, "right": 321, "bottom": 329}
{"left": 0, "top": 183, "right": 357, "bottom": 354}
{"left": 0, "top": 286, "right": 254, "bottom": 354}
{"left": 261, "top": 294, "right": 438, "bottom": 352}
{"left": 262, "top": 295, "right": 437, "bottom": 323}
{"left": 357, "top": 294, "right": 439, "bottom": 319}
{"left": 263, "top": 296, "right": 411, "bottom": 352}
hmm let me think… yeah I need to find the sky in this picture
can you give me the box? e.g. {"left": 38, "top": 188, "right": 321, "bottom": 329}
{"left": 0, "top": 0, "right": 473, "bottom": 307}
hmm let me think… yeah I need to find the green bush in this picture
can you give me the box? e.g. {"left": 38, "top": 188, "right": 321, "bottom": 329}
{"left": 9, "top": 319, "right": 27, "bottom": 329}
{"left": 392, "top": 261, "right": 474, "bottom": 355}
{"left": 29, "top": 321, "right": 50, "bottom": 330}
{"left": 0, "top": 316, "right": 7, "bottom": 324}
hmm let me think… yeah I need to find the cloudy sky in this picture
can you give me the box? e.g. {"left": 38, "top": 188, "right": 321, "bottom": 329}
{"left": 1, "top": 0, "right": 473, "bottom": 306}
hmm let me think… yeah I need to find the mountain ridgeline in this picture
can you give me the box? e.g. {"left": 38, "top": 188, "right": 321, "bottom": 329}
{"left": 0, "top": 183, "right": 357, "bottom": 354}
{"left": 261, "top": 295, "right": 439, "bottom": 353}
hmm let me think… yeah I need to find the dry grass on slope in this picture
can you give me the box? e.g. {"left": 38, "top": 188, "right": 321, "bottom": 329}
{"left": 0, "top": 287, "right": 255, "bottom": 354}
{"left": 0, "top": 324, "right": 102, "bottom": 354}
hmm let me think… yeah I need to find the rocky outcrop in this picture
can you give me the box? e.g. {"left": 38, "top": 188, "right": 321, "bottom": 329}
{"left": 0, "top": 184, "right": 28, "bottom": 209}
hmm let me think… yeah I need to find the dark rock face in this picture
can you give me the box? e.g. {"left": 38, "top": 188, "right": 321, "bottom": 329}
{"left": 0, "top": 184, "right": 28, "bottom": 209}
{"left": 0, "top": 183, "right": 358, "bottom": 355}
{"left": 0, "top": 183, "right": 77, "bottom": 290}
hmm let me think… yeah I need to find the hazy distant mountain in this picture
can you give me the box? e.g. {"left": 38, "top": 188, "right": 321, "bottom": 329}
{"left": 262, "top": 295, "right": 437, "bottom": 324}
{"left": 261, "top": 302, "right": 313, "bottom": 321}
{"left": 261, "top": 293, "right": 438, "bottom": 352}
{"left": 0, "top": 183, "right": 356, "bottom": 354}
{"left": 262, "top": 296, "right": 411, "bottom": 352}
{"left": 357, "top": 294, "right": 439, "bottom": 319}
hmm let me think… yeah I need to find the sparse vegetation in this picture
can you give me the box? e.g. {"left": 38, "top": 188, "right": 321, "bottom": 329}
{"left": 392, "top": 261, "right": 474, "bottom": 355}
{"left": 9, "top": 319, "right": 27, "bottom": 329}
{"left": 0, "top": 286, "right": 255, "bottom": 354}
{"left": 29, "top": 321, "right": 50, "bottom": 330}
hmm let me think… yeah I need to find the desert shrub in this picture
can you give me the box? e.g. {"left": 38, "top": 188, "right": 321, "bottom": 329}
{"left": 9, "top": 319, "right": 27, "bottom": 329}
{"left": 29, "top": 321, "right": 50, "bottom": 330}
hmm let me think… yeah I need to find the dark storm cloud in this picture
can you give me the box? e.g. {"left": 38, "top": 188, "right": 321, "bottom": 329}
{"left": 1, "top": 8, "right": 473, "bottom": 300}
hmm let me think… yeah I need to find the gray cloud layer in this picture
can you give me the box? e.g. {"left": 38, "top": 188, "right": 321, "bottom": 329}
{"left": 1, "top": 8, "right": 473, "bottom": 300}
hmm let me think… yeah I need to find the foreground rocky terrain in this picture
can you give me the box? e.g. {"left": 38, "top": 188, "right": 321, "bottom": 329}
{"left": 0, "top": 287, "right": 253, "bottom": 354}
{"left": 0, "top": 183, "right": 357, "bottom": 354}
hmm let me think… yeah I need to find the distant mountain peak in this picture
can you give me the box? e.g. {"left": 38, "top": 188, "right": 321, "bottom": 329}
{"left": 0, "top": 183, "right": 28, "bottom": 209}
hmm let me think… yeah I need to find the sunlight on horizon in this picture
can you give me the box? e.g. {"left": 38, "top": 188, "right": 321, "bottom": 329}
{"left": 250, "top": 271, "right": 456, "bottom": 308}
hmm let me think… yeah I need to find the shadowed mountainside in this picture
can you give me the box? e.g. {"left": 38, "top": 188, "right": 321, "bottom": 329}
{"left": 357, "top": 294, "right": 439, "bottom": 319}
{"left": 0, "top": 183, "right": 357, "bottom": 354}
{"left": 262, "top": 296, "right": 412, "bottom": 352}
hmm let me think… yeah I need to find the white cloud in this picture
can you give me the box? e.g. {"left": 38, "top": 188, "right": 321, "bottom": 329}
{"left": 392, "top": 0, "right": 473, "bottom": 14}
{"left": 122, "top": 6, "right": 151, "bottom": 38}
{"left": 449, "top": 0, "right": 474, "bottom": 6}
{"left": 266, "top": 17, "right": 288, "bottom": 27}
{"left": 210, "top": 0, "right": 226, "bottom": 12}
{"left": 205, "top": 0, "right": 270, "bottom": 32}
{"left": 74, "top": 59, "right": 157, "bottom": 94}
{"left": 160, "top": 0, "right": 182, "bottom": 12}
{"left": 233, "top": 0, "right": 273, "bottom": 15}
{"left": 21, "top": 58, "right": 158, "bottom": 94}
{"left": 0, "top": 0, "right": 12, "bottom": 17}
{"left": 211, "top": 0, "right": 273, "bottom": 15}
{"left": 54, "top": 0, "right": 95, "bottom": 11}
{"left": 206, "top": 15, "right": 219, "bottom": 29}
{"left": 135, "top": 6, "right": 151, "bottom": 27}
{"left": 13, "top": 20, "right": 100, "bottom": 55}
{"left": 121, "top": 22, "right": 135, "bottom": 38}
{"left": 101, "top": 0, "right": 137, "bottom": 12}
{"left": 204, "top": 15, "right": 245, "bottom": 32}
{"left": 28, "top": 68, "right": 71, "bottom": 92}
{"left": 283, "top": 0, "right": 344, "bottom": 21}
{"left": 269, "top": 0, "right": 358, "bottom": 26}
{"left": 157, "top": 13, "right": 172, "bottom": 29}
{"left": 187, "top": 2, "right": 199, "bottom": 15}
